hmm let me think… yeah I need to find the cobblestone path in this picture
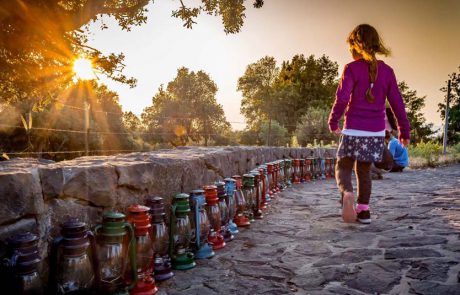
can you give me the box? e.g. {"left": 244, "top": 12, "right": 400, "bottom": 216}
{"left": 160, "top": 164, "right": 460, "bottom": 295}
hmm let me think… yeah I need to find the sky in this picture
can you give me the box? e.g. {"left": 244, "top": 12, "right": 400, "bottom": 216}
{"left": 87, "top": 0, "right": 460, "bottom": 130}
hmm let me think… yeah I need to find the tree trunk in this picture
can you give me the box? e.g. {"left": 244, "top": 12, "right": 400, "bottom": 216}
{"left": 267, "top": 117, "right": 272, "bottom": 146}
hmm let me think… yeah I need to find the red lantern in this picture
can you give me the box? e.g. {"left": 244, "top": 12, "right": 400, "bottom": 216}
{"left": 204, "top": 185, "right": 226, "bottom": 250}
{"left": 127, "top": 205, "right": 158, "bottom": 295}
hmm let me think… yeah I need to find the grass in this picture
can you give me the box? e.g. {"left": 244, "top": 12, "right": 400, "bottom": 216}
{"left": 408, "top": 142, "right": 460, "bottom": 169}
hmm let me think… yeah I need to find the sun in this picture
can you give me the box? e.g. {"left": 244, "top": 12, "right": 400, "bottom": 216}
{"left": 73, "top": 58, "right": 94, "bottom": 80}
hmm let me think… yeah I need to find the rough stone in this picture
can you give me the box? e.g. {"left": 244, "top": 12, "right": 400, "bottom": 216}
{"left": 38, "top": 166, "right": 64, "bottom": 200}
{"left": 384, "top": 248, "right": 443, "bottom": 259}
{"left": 344, "top": 261, "right": 402, "bottom": 294}
{"left": 313, "top": 249, "right": 382, "bottom": 267}
{"left": 406, "top": 259, "right": 458, "bottom": 282}
{"left": 0, "top": 169, "right": 45, "bottom": 224}
{"left": 378, "top": 235, "right": 448, "bottom": 248}
{"left": 60, "top": 163, "right": 118, "bottom": 207}
{"left": 47, "top": 198, "right": 103, "bottom": 237}
{"left": 409, "top": 281, "right": 460, "bottom": 295}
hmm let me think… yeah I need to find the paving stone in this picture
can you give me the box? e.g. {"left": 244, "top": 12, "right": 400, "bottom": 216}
{"left": 406, "top": 259, "right": 458, "bottom": 282}
{"left": 313, "top": 249, "right": 382, "bottom": 267}
{"left": 384, "top": 248, "right": 443, "bottom": 259}
{"left": 344, "top": 261, "right": 402, "bottom": 294}
{"left": 378, "top": 235, "right": 448, "bottom": 248}
{"left": 409, "top": 281, "right": 460, "bottom": 295}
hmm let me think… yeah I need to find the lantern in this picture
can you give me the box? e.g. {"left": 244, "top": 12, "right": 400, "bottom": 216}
{"left": 204, "top": 185, "right": 226, "bottom": 250}
{"left": 144, "top": 197, "right": 173, "bottom": 281}
{"left": 313, "top": 155, "right": 322, "bottom": 180}
{"left": 274, "top": 162, "right": 281, "bottom": 193}
{"left": 242, "top": 174, "right": 256, "bottom": 222}
{"left": 189, "top": 190, "right": 215, "bottom": 259}
{"left": 324, "top": 157, "right": 334, "bottom": 179}
{"left": 3, "top": 232, "right": 43, "bottom": 295}
{"left": 224, "top": 178, "right": 239, "bottom": 235}
{"left": 278, "top": 160, "right": 286, "bottom": 190}
{"left": 266, "top": 163, "right": 276, "bottom": 196}
{"left": 257, "top": 168, "right": 268, "bottom": 209}
{"left": 292, "top": 159, "right": 301, "bottom": 184}
{"left": 232, "top": 175, "right": 250, "bottom": 227}
{"left": 168, "top": 193, "right": 196, "bottom": 270}
{"left": 49, "top": 219, "right": 98, "bottom": 295}
{"left": 259, "top": 165, "right": 271, "bottom": 205}
{"left": 284, "top": 159, "right": 293, "bottom": 186}
{"left": 216, "top": 181, "right": 234, "bottom": 242}
{"left": 299, "top": 158, "right": 306, "bottom": 183}
{"left": 304, "top": 158, "right": 312, "bottom": 181}
{"left": 127, "top": 205, "right": 158, "bottom": 295}
{"left": 94, "top": 212, "right": 137, "bottom": 295}
{"left": 250, "top": 171, "right": 263, "bottom": 219}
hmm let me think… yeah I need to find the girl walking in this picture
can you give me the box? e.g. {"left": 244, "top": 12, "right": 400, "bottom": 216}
{"left": 328, "top": 24, "right": 411, "bottom": 224}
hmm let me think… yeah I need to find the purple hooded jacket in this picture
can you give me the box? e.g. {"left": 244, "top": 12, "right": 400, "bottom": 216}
{"left": 328, "top": 59, "right": 410, "bottom": 140}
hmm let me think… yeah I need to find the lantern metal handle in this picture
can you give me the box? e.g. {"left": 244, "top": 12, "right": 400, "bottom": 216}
{"left": 48, "top": 237, "right": 63, "bottom": 294}
{"left": 123, "top": 222, "right": 138, "bottom": 291}
{"left": 194, "top": 200, "right": 201, "bottom": 251}
{"left": 87, "top": 230, "right": 100, "bottom": 290}
{"left": 168, "top": 203, "right": 177, "bottom": 259}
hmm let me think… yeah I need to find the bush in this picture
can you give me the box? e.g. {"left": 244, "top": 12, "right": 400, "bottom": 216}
{"left": 408, "top": 141, "right": 442, "bottom": 167}
{"left": 408, "top": 141, "right": 460, "bottom": 168}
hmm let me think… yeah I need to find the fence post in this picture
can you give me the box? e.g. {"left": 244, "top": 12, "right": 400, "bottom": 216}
{"left": 443, "top": 80, "right": 451, "bottom": 154}
{"left": 84, "top": 100, "right": 90, "bottom": 156}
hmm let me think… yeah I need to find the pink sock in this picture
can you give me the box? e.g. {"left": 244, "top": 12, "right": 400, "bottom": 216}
{"left": 356, "top": 203, "right": 369, "bottom": 213}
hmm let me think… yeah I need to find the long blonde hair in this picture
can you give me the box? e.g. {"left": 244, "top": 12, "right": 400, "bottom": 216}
{"left": 347, "top": 24, "right": 391, "bottom": 103}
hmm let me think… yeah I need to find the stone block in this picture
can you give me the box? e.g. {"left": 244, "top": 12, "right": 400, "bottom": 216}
{"left": 47, "top": 198, "right": 102, "bottom": 238}
{"left": 61, "top": 163, "right": 118, "bottom": 207}
{"left": 0, "top": 169, "right": 45, "bottom": 224}
{"left": 39, "top": 166, "right": 64, "bottom": 200}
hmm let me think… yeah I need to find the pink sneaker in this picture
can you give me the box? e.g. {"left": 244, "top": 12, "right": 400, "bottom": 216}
{"left": 342, "top": 192, "right": 356, "bottom": 223}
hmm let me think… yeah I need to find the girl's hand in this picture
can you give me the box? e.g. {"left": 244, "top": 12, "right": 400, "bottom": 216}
{"left": 332, "top": 127, "right": 342, "bottom": 135}
{"left": 399, "top": 138, "right": 410, "bottom": 147}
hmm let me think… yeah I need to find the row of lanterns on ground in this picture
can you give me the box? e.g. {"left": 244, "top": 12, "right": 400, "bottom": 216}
{"left": 2, "top": 157, "right": 335, "bottom": 295}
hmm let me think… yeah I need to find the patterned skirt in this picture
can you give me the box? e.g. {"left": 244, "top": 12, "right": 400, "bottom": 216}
{"left": 337, "top": 134, "right": 385, "bottom": 162}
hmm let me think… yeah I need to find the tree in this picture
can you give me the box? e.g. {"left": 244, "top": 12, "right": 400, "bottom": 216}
{"left": 259, "top": 120, "right": 289, "bottom": 146}
{"left": 238, "top": 56, "right": 279, "bottom": 131}
{"left": 295, "top": 107, "right": 335, "bottom": 146}
{"left": 0, "top": 0, "right": 264, "bottom": 106}
{"left": 274, "top": 54, "right": 338, "bottom": 133}
{"left": 438, "top": 66, "right": 460, "bottom": 144}
{"left": 238, "top": 54, "right": 339, "bottom": 135}
{"left": 123, "top": 111, "right": 143, "bottom": 133}
{"left": 397, "top": 81, "right": 434, "bottom": 143}
{"left": 141, "top": 67, "right": 230, "bottom": 147}
{"left": 0, "top": 81, "right": 134, "bottom": 160}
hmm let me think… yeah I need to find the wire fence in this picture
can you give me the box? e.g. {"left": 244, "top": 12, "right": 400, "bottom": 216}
{"left": 1, "top": 101, "right": 335, "bottom": 160}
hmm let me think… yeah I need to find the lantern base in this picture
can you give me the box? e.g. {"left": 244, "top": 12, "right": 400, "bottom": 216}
{"left": 260, "top": 202, "right": 267, "bottom": 210}
{"left": 248, "top": 212, "right": 256, "bottom": 223}
{"left": 195, "top": 243, "right": 215, "bottom": 259}
{"left": 222, "top": 228, "right": 234, "bottom": 242}
{"left": 208, "top": 233, "right": 226, "bottom": 250}
{"left": 253, "top": 209, "right": 263, "bottom": 219}
{"left": 234, "top": 215, "right": 250, "bottom": 227}
{"left": 228, "top": 221, "right": 239, "bottom": 235}
{"left": 172, "top": 252, "right": 196, "bottom": 270}
{"left": 265, "top": 193, "right": 271, "bottom": 203}
{"left": 130, "top": 277, "right": 158, "bottom": 295}
{"left": 154, "top": 256, "right": 174, "bottom": 281}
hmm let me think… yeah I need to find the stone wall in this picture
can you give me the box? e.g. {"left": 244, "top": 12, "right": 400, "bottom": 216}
{"left": 0, "top": 146, "right": 335, "bottom": 274}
